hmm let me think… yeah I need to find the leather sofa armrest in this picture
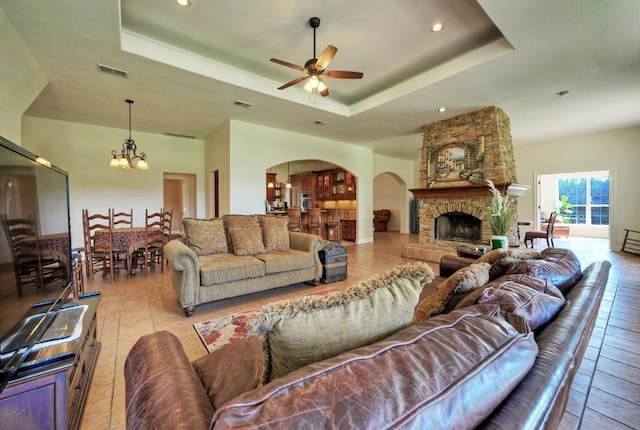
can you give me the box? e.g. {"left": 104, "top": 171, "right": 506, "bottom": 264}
{"left": 125, "top": 331, "right": 213, "bottom": 430}
{"left": 165, "top": 239, "right": 201, "bottom": 315}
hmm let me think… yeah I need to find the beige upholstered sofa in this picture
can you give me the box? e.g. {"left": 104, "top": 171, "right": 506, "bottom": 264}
{"left": 165, "top": 214, "right": 324, "bottom": 317}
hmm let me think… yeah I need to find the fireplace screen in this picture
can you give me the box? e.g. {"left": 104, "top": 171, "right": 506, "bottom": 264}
{"left": 435, "top": 212, "right": 481, "bottom": 242}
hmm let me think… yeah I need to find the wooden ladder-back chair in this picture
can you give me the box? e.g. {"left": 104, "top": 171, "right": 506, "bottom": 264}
{"left": 141, "top": 209, "right": 165, "bottom": 275}
{"left": 524, "top": 211, "right": 557, "bottom": 248}
{"left": 287, "top": 208, "right": 301, "bottom": 232}
{"left": 82, "top": 209, "right": 113, "bottom": 283}
{"left": 158, "top": 208, "right": 173, "bottom": 268}
{"left": 110, "top": 208, "right": 132, "bottom": 276}
{"left": 1, "top": 215, "right": 66, "bottom": 296}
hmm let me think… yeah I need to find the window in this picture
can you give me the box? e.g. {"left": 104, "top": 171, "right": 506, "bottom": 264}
{"left": 557, "top": 175, "right": 609, "bottom": 225}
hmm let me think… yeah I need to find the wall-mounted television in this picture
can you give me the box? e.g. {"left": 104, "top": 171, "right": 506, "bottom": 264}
{"left": 0, "top": 136, "right": 72, "bottom": 365}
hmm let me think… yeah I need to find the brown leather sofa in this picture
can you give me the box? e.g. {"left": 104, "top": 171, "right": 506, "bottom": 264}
{"left": 373, "top": 209, "right": 391, "bottom": 232}
{"left": 124, "top": 248, "right": 610, "bottom": 429}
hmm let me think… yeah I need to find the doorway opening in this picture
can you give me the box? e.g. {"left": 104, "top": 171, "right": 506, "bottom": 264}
{"left": 163, "top": 173, "right": 196, "bottom": 236}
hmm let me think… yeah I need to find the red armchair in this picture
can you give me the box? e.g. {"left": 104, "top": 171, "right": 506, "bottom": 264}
{"left": 373, "top": 209, "right": 391, "bottom": 232}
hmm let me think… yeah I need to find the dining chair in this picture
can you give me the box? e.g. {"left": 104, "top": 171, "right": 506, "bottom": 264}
{"left": 139, "top": 209, "right": 165, "bottom": 276}
{"left": 110, "top": 208, "right": 131, "bottom": 275}
{"left": 524, "top": 211, "right": 557, "bottom": 248}
{"left": 82, "top": 209, "right": 114, "bottom": 283}
{"left": 112, "top": 208, "right": 133, "bottom": 228}
{"left": 1, "top": 214, "right": 66, "bottom": 296}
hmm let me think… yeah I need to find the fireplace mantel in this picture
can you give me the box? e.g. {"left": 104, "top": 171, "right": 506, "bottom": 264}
{"left": 409, "top": 183, "right": 509, "bottom": 199}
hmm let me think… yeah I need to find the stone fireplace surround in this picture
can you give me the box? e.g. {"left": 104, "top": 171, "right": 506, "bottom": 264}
{"left": 402, "top": 106, "right": 520, "bottom": 263}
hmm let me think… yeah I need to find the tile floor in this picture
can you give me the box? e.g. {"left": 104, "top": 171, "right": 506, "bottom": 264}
{"left": 2, "top": 232, "right": 638, "bottom": 429}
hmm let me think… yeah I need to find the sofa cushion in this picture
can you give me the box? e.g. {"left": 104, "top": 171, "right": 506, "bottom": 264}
{"left": 228, "top": 226, "right": 266, "bottom": 256}
{"left": 212, "top": 305, "right": 538, "bottom": 429}
{"left": 192, "top": 335, "right": 266, "bottom": 411}
{"left": 199, "top": 253, "right": 265, "bottom": 286}
{"left": 503, "top": 248, "right": 582, "bottom": 294}
{"left": 222, "top": 215, "right": 260, "bottom": 253}
{"left": 455, "top": 274, "right": 565, "bottom": 330}
{"left": 476, "top": 248, "right": 542, "bottom": 279}
{"left": 183, "top": 218, "right": 228, "bottom": 256}
{"left": 247, "top": 262, "right": 434, "bottom": 381}
{"left": 412, "top": 262, "right": 490, "bottom": 324}
{"left": 255, "top": 249, "right": 314, "bottom": 274}
{"left": 260, "top": 216, "right": 290, "bottom": 251}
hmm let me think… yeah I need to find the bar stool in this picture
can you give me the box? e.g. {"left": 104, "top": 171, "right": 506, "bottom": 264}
{"left": 287, "top": 208, "right": 301, "bottom": 232}
{"left": 307, "top": 208, "right": 322, "bottom": 236}
{"left": 325, "top": 208, "right": 342, "bottom": 243}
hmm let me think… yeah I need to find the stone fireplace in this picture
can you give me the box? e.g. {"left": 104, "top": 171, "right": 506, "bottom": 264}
{"left": 402, "top": 106, "right": 521, "bottom": 263}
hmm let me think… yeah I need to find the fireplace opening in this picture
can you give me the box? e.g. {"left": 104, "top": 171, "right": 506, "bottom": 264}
{"left": 435, "top": 212, "right": 481, "bottom": 243}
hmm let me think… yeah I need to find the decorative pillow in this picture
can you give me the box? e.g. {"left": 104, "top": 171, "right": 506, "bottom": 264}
{"left": 412, "top": 262, "right": 490, "bottom": 324}
{"left": 192, "top": 336, "right": 267, "bottom": 410}
{"left": 260, "top": 216, "right": 290, "bottom": 251}
{"left": 183, "top": 218, "right": 227, "bottom": 256}
{"left": 223, "top": 215, "right": 260, "bottom": 253}
{"left": 247, "top": 262, "right": 434, "bottom": 381}
{"left": 454, "top": 275, "right": 565, "bottom": 330}
{"left": 228, "top": 227, "right": 266, "bottom": 256}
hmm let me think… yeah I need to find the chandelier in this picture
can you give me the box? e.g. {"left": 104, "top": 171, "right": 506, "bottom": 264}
{"left": 110, "top": 99, "right": 148, "bottom": 169}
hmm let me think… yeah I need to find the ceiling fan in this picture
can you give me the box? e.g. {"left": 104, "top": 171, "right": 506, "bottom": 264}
{"left": 270, "top": 17, "right": 363, "bottom": 97}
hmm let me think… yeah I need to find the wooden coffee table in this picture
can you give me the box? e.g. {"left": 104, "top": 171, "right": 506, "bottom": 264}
{"left": 456, "top": 244, "right": 488, "bottom": 259}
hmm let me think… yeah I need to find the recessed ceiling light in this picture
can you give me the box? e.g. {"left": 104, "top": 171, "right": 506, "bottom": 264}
{"left": 437, "top": 107, "right": 446, "bottom": 113}
{"left": 556, "top": 90, "right": 571, "bottom": 97}
{"left": 431, "top": 22, "right": 444, "bottom": 32}
{"left": 176, "top": 0, "right": 190, "bottom": 6}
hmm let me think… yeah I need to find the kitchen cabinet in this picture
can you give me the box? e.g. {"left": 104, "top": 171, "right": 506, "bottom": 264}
{"left": 317, "top": 172, "right": 331, "bottom": 200}
{"left": 316, "top": 169, "right": 356, "bottom": 201}
{"left": 290, "top": 172, "right": 315, "bottom": 208}
{"left": 341, "top": 220, "right": 356, "bottom": 241}
{"left": 266, "top": 173, "right": 277, "bottom": 202}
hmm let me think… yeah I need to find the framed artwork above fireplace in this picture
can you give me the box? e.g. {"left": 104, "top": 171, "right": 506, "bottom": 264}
{"left": 426, "top": 139, "right": 484, "bottom": 186}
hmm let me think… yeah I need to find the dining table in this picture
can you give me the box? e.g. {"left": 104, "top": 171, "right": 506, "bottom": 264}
{"left": 94, "top": 227, "right": 162, "bottom": 277}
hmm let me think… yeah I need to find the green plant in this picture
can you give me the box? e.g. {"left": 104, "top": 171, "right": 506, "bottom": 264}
{"left": 487, "top": 179, "right": 513, "bottom": 236}
{"left": 555, "top": 195, "right": 573, "bottom": 223}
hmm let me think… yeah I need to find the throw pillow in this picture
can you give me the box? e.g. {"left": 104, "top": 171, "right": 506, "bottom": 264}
{"left": 503, "top": 248, "right": 582, "bottom": 294}
{"left": 412, "top": 262, "right": 490, "bottom": 324}
{"left": 247, "top": 262, "right": 434, "bottom": 381}
{"left": 228, "top": 226, "right": 266, "bottom": 256}
{"left": 260, "top": 216, "right": 290, "bottom": 251}
{"left": 183, "top": 218, "right": 227, "bottom": 256}
{"left": 454, "top": 275, "right": 565, "bottom": 330}
{"left": 476, "top": 248, "right": 542, "bottom": 279}
{"left": 223, "top": 215, "right": 260, "bottom": 253}
{"left": 192, "top": 336, "right": 267, "bottom": 410}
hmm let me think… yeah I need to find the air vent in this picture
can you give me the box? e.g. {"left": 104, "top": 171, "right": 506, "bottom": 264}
{"left": 313, "top": 120, "right": 328, "bottom": 126}
{"left": 232, "top": 100, "right": 252, "bottom": 108}
{"left": 97, "top": 64, "right": 128, "bottom": 78}
{"left": 165, "top": 132, "right": 196, "bottom": 139}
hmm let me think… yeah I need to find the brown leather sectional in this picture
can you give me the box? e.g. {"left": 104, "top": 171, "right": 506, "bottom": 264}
{"left": 124, "top": 248, "right": 610, "bottom": 429}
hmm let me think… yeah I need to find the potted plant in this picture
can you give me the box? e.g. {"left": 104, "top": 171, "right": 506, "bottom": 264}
{"left": 487, "top": 179, "right": 512, "bottom": 249}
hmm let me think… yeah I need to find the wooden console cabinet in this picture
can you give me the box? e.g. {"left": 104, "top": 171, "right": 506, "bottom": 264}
{"left": 0, "top": 293, "right": 101, "bottom": 430}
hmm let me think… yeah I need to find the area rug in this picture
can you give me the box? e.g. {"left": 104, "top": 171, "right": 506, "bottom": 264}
{"left": 194, "top": 287, "right": 338, "bottom": 353}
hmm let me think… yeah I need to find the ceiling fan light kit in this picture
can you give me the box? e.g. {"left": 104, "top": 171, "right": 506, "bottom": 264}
{"left": 271, "top": 17, "right": 363, "bottom": 97}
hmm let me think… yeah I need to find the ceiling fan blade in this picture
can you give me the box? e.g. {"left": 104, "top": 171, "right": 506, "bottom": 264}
{"left": 270, "top": 58, "right": 307, "bottom": 73}
{"left": 277, "top": 76, "right": 308, "bottom": 90}
{"left": 315, "top": 45, "right": 337, "bottom": 71}
{"left": 323, "top": 70, "right": 364, "bottom": 79}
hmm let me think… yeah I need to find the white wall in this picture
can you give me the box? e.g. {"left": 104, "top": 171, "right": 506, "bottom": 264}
{"left": 0, "top": 10, "right": 47, "bottom": 144}
{"left": 227, "top": 120, "right": 375, "bottom": 243}
{"left": 515, "top": 125, "right": 640, "bottom": 250}
{"left": 22, "top": 116, "right": 206, "bottom": 248}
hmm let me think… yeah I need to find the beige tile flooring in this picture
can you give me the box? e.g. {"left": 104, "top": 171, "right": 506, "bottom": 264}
{"left": 2, "top": 233, "right": 638, "bottom": 429}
